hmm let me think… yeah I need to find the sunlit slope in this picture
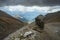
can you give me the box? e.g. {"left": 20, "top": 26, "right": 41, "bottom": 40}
{"left": 0, "top": 10, "right": 26, "bottom": 40}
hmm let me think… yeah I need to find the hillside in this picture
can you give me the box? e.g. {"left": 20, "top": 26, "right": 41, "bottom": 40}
{"left": 3, "top": 22, "right": 52, "bottom": 40}
{"left": 0, "top": 10, "right": 27, "bottom": 40}
{"left": 2, "top": 11, "right": 60, "bottom": 40}
{"left": 44, "top": 11, "right": 60, "bottom": 23}
{"left": 44, "top": 11, "right": 60, "bottom": 40}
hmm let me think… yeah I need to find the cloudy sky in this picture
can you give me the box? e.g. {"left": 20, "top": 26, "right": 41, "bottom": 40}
{"left": 0, "top": 5, "right": 60, "bottom": 21}
{"left": 0, "top": 0, "right": 60, "bottom": 6}
{"left": 0, "top": 5, "right": 49, "bottom": 20}
{"left": 0, "top": 0, "right": 60, "bottom": 22}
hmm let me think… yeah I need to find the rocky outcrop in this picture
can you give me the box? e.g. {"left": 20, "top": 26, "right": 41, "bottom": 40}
{"left": 34, "top": 12, "right": 60, "bottom": 40}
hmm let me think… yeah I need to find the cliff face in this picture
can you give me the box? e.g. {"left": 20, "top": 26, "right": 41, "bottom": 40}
{"left": 0, "top": 10, "right": 26, "bottom": 40}
{"left": 44, "top": 11, "right": 60, "bottom": 23}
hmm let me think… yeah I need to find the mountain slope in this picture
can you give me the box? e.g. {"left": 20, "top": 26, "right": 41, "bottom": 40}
{"left": 44, "top": 11, "right": 60, "bottom": 23}
{"left": 0, "top": 10, "right": 26, "bottom": 40}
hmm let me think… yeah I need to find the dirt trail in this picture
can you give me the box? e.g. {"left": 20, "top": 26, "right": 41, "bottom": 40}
{"left": 3, "top": 23, "right": 53, "bottom": 40}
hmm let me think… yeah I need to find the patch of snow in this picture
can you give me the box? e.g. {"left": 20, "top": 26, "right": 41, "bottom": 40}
{"left": 15, "top": 38, "right": 20, "bottom": 40}
{"left": 23, "top": 31, "right": 33, "bottom": 37}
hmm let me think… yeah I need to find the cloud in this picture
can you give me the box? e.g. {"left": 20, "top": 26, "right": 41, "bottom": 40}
{"left": 0, "top": 0, "right": 60, "bottom": 6}
{"left": 48, "top": 6, "right": 60, "bottom": 13}
{"left": 4, "top": 5, "right": 50, "bottom": 13}
{"left": 1, "top": 5, "right": 60, "bottom": 14}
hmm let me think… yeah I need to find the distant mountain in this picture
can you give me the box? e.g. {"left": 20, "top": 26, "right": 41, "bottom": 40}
{"left": 44, "top": 11, "right": 60, "bottom": 23}
{"left": 0, "top": 7, "right": 47, "bottom": 23}
{"left": 0, "top": 10, "right": 26, "bottom": 40}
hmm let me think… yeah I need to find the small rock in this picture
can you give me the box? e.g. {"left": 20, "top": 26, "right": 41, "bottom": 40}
{"left": 23, "top": 31, "right": 34, "bottom": 37}
{"left": 15, "top": 38, "right": 20, "bottom": 40}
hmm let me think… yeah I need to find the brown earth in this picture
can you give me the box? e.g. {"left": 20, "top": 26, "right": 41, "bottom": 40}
{"left": 0, "top": 10, "right": 27, "bottom": 40}
{"left": 1, "top": 10, "right": 60, "bottom": 40}
{"left": 44, "top": 11, "right": 60, "bottom": 23}
{"left": 44, "top": 11, "right": 60, "bottom": 40}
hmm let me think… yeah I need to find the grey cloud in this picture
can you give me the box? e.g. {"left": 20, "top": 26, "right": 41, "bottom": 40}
{"left": 0, "top": 0, "right": 60, "bottom": 6}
